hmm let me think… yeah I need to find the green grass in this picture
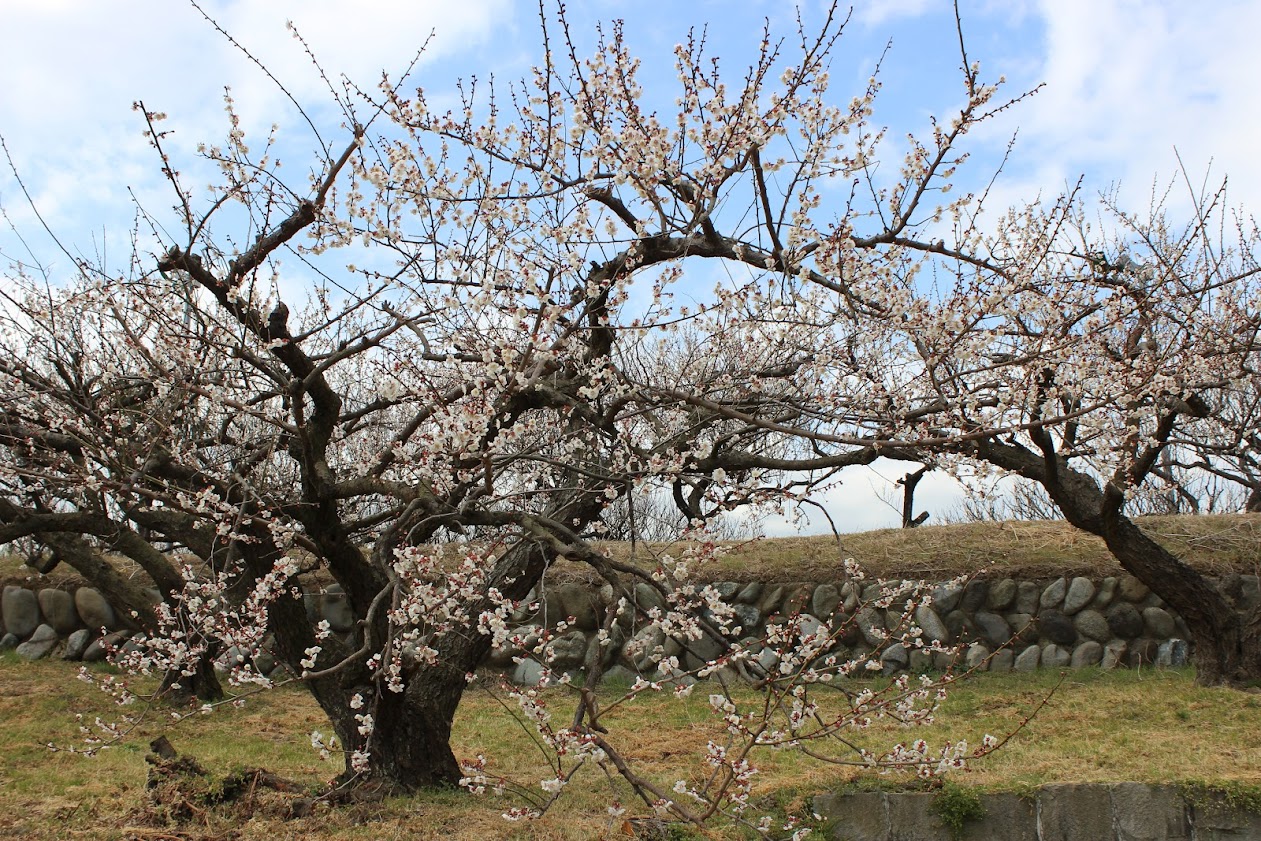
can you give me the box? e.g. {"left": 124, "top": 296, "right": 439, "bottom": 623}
{"left": 1, "top": 657, "right": 1260, "bottom": 839}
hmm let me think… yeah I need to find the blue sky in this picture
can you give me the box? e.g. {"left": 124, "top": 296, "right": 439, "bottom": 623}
{"left": 2, "top": 0, "right": 1258, "bottom": 532}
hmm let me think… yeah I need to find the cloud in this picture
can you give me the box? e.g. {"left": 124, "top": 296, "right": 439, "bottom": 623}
{"left": 978, "top": 0, "right": 1261, "bottom": 214}
{"left": 0, "top": 0, "right": 517, "bottom": 256}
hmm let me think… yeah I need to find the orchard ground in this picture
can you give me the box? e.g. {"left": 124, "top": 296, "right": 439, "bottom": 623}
{"left": 1, "top": 515, "right": 1259, "bottom": 840}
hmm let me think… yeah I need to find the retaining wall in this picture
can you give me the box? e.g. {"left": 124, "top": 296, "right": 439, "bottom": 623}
{"left": 5, "top": 573, "right": 1259, "bottom": 683}
{"left": 812, "top": 783, "right": 1261, "bottom": 840}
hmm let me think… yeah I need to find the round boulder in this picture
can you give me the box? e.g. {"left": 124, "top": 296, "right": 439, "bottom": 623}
{"left": 1041, "top": 643, "right": 1071, "bottom": 668}
{"left": 38, "top": 589, "right": 82, "bottom": 635}
{"left": 974, "top": 611, "right": 1011, "bottom": 648}
{"left": 986, "top": 578, "right": 1017, "bottom": 612}
{"left": 73, "top": 587, "right": 117, "bottom": 632}
{"left": 1040, "top": 577, "right": 1068, "bottom": 610}
{"left": 1105, "top": 603, "right": 1145, "bottom": 639}
{"left": 1142, "top": 607, "right": 1177, "bottom": 640}
{"left": 62, "top": 628, "right": 93, "bottom": 661}
{"left": 2, "top": 586, "right": 40, "bottom": 639}
{"left": 811, "top": 584, "right": 840, "bottom": 619}
{"left": 1070, "top": 641, "right": 1103, "bottom": 668}
{"left": 1037, "top": 610, "right": 1077, "bottom": 646}
{"left": 1072, "top": 609, "right": 1112, "bottom": 643}
{"left": 15, "top": 624, "right": 59, "bottom": 660}
{"left": 1063, "top": 577, "right": 1096, "bottom": 615}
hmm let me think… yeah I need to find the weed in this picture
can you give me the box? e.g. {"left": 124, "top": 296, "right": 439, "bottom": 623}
{"left": 931, "top": 782, "right": 987, "bottom": 840}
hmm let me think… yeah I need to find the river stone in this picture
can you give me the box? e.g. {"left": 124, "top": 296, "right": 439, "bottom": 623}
{"left": 1041, "top": 577, "right": 1068, "bottom": 609}
{"left": 933, "top": 650, "right": 958, "bottom": 671}
{"left": 990, "top": 648, "right": 1015, "bottom": 672}
{"left": 1101, "top": 639, "right": 1128, "bottom": 670}
{"left": 37, "top": 589, "right": 81, "bottom": 635}
{"left": 1070, "top": 641, "right": 1103, "bottom": 668}
{"left": 512, "top": 657, "right": 547, "bottom": 686}
{"left": 731, "top": 603, "right": 761, "bottom": 634}
{"left": 74, "top": 587, "right": 117, "bottom": 632}
{"left": 855, "top": 607, "right": 885, "bottom": 647}
{"left": 1093, "top": 576, "right": 1118, "bottom": 609}
{"left": 944, "top": 609, "right": 977, "bottom": 644}
{"left": 841, "top": 582, "right": 860, "bottom": 613}
{"left": 1105, "top": 602, "right": 1145, "bottom": 639}
{"left": 932, "top": 584, "right": 964, "bottom": 614}
{"left": 1142, "top": 606, "right": 1177, "bottom": 639}
{"left": 1118, "top": 575, "right": 1149, "bottom": 602}
{"left": 752, "top": 646, "right": 781, "bottom": 677}
{"left": 557, "top": 583, "right": 600, "bottom": 631}
{"left": 987, "top": 578, "right": 1017, "bottom": 611}
{"left": 62, "top": 628, "right": 92, "bottom": 661}
{"left": 714, "top": 581, "right": 740, "bottom": 601}
{"left": 16, "top": 624, "right": 59, "bottom": 660}
{"left": 905, "top": 650, "right": 931, "bottom": 673}
{"left": 914, "top": 606, "right": 949, "bottom": 643}
{"left": 812, "top": 584, "right": 840, "bottom": 619}
{"left": 253, "top": 649, "right": 277, "bottom": 676}
{"left": 633, "top": 582, "right": 667, "bottom": 616}
{"left": 880, "top": 642, "right": 909, "bottom": 674}
{"left": 974, "top": 611, "right": 1010, "bottom": 647}
{"left": 587, "top": 624, "right": 626, "bottom": 669}
{"left": 546, "top": 631, "right": 588, "bottom": 669}
{"left": 960, "top": 580, "right": 989, "bottom": 612}
{"left": 626, "top": 625, "right": 665, "bottom": 671}
{"left": 2, "top": 586, "right": 40, "bottom": 639}
{"left": 756, "top": 585, "right": 785, "bottom": 615}
{"left": 965, "top": 642, "right": 991, "bottom": 670}
{"left": 601, "top": 664, "right": 637, "bottom": 686}
{"left": 1015, "top": 581, "right": 1041, "bottom": 615}
{"left": 1063, "top": 577, "right": 1096, "bottom": 615}
{"left": 735, "top": 582, "right": 762, "bottom": 604}
{"left": 795, "top": 613, "right": 825, "bottom": 641}
{"left": 1005, "top": 613, "right": 1038, "bottom": 645}
{"left": 1073, "top": 609, "right": 1111, "bottom": 643}
{"left": 82, "top": 630, "right": 129, "bottom": 663}
{"left": 782, "top": 584, "right": 813, "bottom": 617}
{"left": 1037, "top": 610, "right": 1077, "bottom": 646}
{"left": 1042, "top": 643, "right": 1071, "bottom": 668}
{"left": 0, "top": 633, "right": 18, "bottom": 652}
{"left": 321, "top": 592, "right": 354, "bottom": 633}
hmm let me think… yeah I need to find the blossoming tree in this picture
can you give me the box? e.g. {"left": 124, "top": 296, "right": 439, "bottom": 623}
{"left": 0, "top": 1, "right": 1256, "bottom": 822}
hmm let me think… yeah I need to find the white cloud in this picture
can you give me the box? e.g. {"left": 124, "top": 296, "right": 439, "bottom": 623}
{"left": 980, "top": 0, "right": 1261, "bottom": 214}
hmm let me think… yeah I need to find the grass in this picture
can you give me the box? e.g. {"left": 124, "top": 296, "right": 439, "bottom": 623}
{"left": 1, "top": 656, "right": 1259, "bottom": 840}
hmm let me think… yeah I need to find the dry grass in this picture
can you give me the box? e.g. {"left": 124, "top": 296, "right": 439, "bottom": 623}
{"left": 5, "top": 513, "right": 1259, "bottom": 594}
{"left": 1, "top": 656, "right": 1260, "bottom": 840}
{"left": 584, "top": 512, "right": 1261, "bottom": 585}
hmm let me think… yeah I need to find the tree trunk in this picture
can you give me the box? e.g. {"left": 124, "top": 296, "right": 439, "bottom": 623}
{"left": 1093, "top": 515, "right": 1261, "bottom": 687}
{"left": 366, "top": 674, "right": 466, "bottom": 791}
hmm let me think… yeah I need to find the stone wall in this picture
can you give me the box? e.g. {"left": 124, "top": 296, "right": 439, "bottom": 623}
{"left": 811, "top": 782, "right": 1261, "bottom": 840}
{"left": 5, "top": 573, "right": 1259, "bottom": 684}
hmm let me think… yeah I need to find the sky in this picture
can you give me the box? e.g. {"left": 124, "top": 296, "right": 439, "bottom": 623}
{"left": 2, "top": 0, "right": 1259, "bottom": 534}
